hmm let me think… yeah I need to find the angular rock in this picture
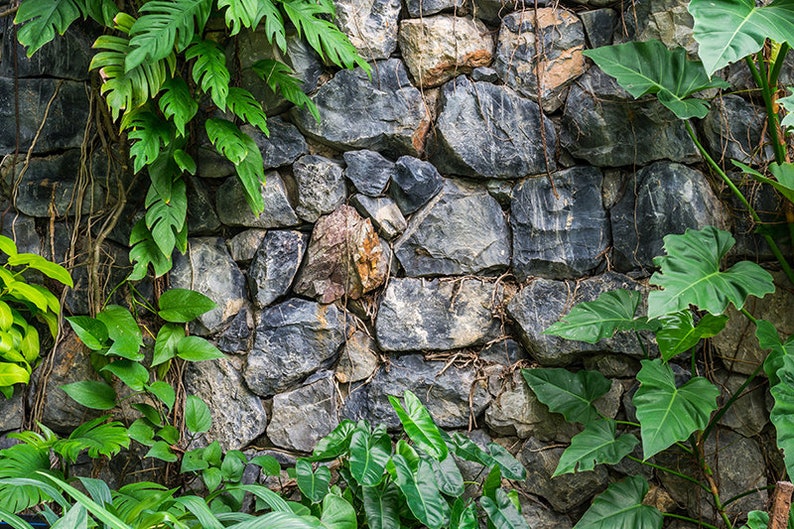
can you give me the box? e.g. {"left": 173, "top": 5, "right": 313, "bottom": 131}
{"left": 507, "top": 272, "right": 650, "bottom": 366}
{"left": 248, "top": 230, "right": 307, "bottom": 308}
{"left": 471, "top": 66, "right": 499, "bottom": 82}
{"left": 395, "top": 179, "right": 510, "bottom": 276}
{"left": 701, "top": 94, "right": 770, "bottom": 165}
{"left": 294, "top": 205, "right": 388, "bottom": 303}
{"left": 293, "top": 155, "right": 346, "bottom": 223}
{"left": 611, "top": 161, "right": 728, "bottom": 273}
{"left": 511, "top": 167, "right": 609, "bottom": 280}
{"left": 244, "top": 118, "right": 308, "bottom": 170}
{"left": 217, "top": 305, "right": 254, "bottom": 354}
{"left": 228, "top": 229, "right": 268, "bottom": 264}
{"left": 479, "top": 339, "right": 529, "bottom": 366}
{"left": 616, "top": 0, "right": 696, "bottom": 55}
{"left": 341, "top": 354, "right": 491, "bottom": 429}
{"left": 216, "top": 172, "right": 299, "bottom": 228}
{"left": 0, "top": 211, "right": 40, "bottom": 254}
{"left": 519, "top": 499, "right": 573, "bottom": 529}
{"left": 292, "top": 59, "right": 431, "bottom": 157}
{"left": 244, "top": 299, "right": 346, "bottom": 396}
{"left": 399, "top": 15, "right": 494, "bottom": 88}
{"left": 351, "top": 194, "right": 407, "bottom": 240}
{"left": 579, "top": 8, "right": 618, "bottom": 49}
{"left": 267, "top": 373, "right": 339, "bottom": 452}
{"left": 335, "top": 0, "right": 401, "bottom": 59}
{"left": 391, "top": 156, "right": 444, "bottom": 214}
{"left": 186, "top": 177, "right": 221, "bottom": 234}
{"left": 494, "top": 8, "right": 586, "bottom": 112}
{"left": 430, "top": 76, "right": 556, "bottom": 179}
{"left": 714, "top": 370, "right": 768, "bottom": 438}
{"left": 170, "top": 238, "right": 247, "bottom": 334}
{"left": 583, "top": 354, "right": 640, "bottom": 378}
{"left": 471, "top": 0, "right": 524, "bottom": 25}
{"left": 0, "top": 391, "right": 23, "bottom": 432}
{"left": 405, "top": 0, "right": 463, "bottom": 17}
{"left": 343, "top": 150, "right": 395, "bottom": 196}
{"left": 376, "top": 277, "right": 504, "bottom": 351}
{"left": 1, "top": 26, "right": 92, "bottom": 80}
{"left": 336, "top": 331, "right": 380, "bottom": 383}
{"left": 561, "top": 68, "right": 698, "bottom": 167}
{"left": 184, "top": 356, "right": 268, "bottom": 451}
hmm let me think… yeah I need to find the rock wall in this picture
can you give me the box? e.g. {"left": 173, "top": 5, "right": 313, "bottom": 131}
{"left": 0, "top": 0, "right": 789, "bottom": 525}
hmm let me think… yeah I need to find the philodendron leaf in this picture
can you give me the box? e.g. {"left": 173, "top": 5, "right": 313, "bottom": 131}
{"left": 733, "top": 160, "right": 794, "bottom": 203}
{"left": 574, "top": 476, "right": 663, "bottom": 529}
{"left": 391, "top": 455, "right": 449, "bottom": 529}
{"left": 633, "top": 359, "right": 719, "bottom": 459}
{"left": 757, "top": 319, "right": 794, "bottom": 385}
{"left": 770, "top": 355, "right": 794, "bottom": 479}
{"left": 350, "top": 429, "right": 391, "bottom": 486}
{"left": 647, "top": 226, "right": 775, "bottom": 319}
{"left": 362, "top": 484, "right": 401, "bottom": 529}
{"left": 320, "top": 493, "right": 357, "bottom": 529}
{"left": 655, "top": 311, "right": 728, "bottom": 361}
{"left": 389, "top": 391, "right": 447, "bottom": 461}
{"left": 544, "top": 290, "right": 655, "bottom": 343}
{"left": 295, "top": 459, "right": 331, "bottom": 504}
{"left": 555, "top": 419, "right": 639, "bottom": 476}
{"left": 689, "top": 0, "right": 794, "bottom": 77}
{"left": 480, "top": 488, "right": 530, "bottom": 529}
{"left": 522, "top": 368, "right": 611, "bottom": 425}
{"left": 311, "top": 420, "right": 356, "bottom": 461}
{"left": 583, "top": 40, "right": 729, "bottom": 119}
{"left": 429, "top": 455, "right": 465, "bottom": 497}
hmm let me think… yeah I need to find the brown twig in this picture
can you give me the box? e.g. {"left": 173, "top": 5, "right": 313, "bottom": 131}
{"left": 769, "top": 481, "right": 794, "bottom": 529}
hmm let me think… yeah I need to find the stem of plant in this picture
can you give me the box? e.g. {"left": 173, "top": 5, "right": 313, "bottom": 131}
{"left": 702, "top": 361, "right": 764, "bottom": 440}
{"left": 662, "top": 512, "right": 721, "bottom": 529}
{"left": 747, "top": 54, "right": 787, "bottom": 164}
{"left": 722, "top": 485, "right": 777, "bottom": 507}
{"left": 693, "top": 435, "right": 734, "bottom": 529}
{"left": 626, "top": 455, "right": 710, "bottom": 492}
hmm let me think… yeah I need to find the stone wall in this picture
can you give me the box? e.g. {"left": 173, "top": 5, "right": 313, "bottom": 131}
{"left": 0, "top": 0, "right": 790, "bottom": 525}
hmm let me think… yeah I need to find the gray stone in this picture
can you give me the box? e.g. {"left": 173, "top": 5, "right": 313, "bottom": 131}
{"left": 292, "top": 59, "right": 431, "bottom": 157}
{"left": 579, "top": 9, "right": 618, "bottom": 48}
{"left": 0, "top": 212, "right": 40, "bottom": 254}
{"left": 244, "top": 118, "right": 308, "bottom": 170}
{"left": 520, "top": 499, "right": 573, "bottom": 529}
{"left": 430, "top": 77, "right": 557, "bottom": 179}
{"left": 335, "top": 0, "right": 401, "bottom": 60}
{"left": 583, "top": 354, "right": 640, "bottom": 378}
{"left": 615, "top": 0, "right": 696, "bottom": 55}
{"left": 713, "top": 370, "right": 768, "bottom": 438}
{"left": 398, "top": 15, "right": 494, "bottom": 88}
{"left": 479, "top": 339, "right": 529, "bottom": 366}
{"left": 293, "top": 155, "right": 346, "bottom": 223}
{"left": 375, "top": 277, "right": 504, "bottom": 352}
{"left": 216, "top": 171, "right": 299, "bottom": 228}
{"left": 343, "top": 150, "right": 395, "bottom": 196}
{"left": 267, "top": 372, "right": 339, "bottom": 452}
{"left": 197, "top": 144, "right": 235, "bottom": 178}
{"left": 351, "top": 194, "right": 407, "bottom": 240}
{"left": 228, "top": 229, "right": 268, "bottom": 264}
{"left": 186, "top": 177, "right": 221, "bottom": 234}
{"left": 1, "top": 25, "right": 92, "bottom": 80}
{"left": 336, "top": 330, "right": 380, "bottom": 383}
{"left": 170, "top": 238, "right": 247, "bottom": 335}
{"left": 471, "top": 0, "right": 524, "bottom": 24}
{"left": 395, "top": 179, "right": 510, "bottom": 276}
{"left": 494, "top": 8, "right": 586, "bottom": 112}
{"left": 0, "top": 78, "right": 89, "bottom": 155}
{"left": 391, "top": 156, "right": 444, "bottom": 214}
{"left": 0, "top": 391, "right": 23, "bottom": 432}
{"left": 701, "top": 95, "right": 770, "bottom": 165}
{"left": 244, "top": 298, "right": 346, "bottom": 396}
{"left": 511, "top": 167, "right": 609, "bottom": 280}
{"left": 341, "top": 354, "right": 491, "bottom": 429}
{"left": 184, "top": 356, "right": 268, "bottom": 451}
{"left": 471, "top": 67, "right": 499, "bottom": 82}
{"left": 217, "top": 305, "right": 254, "bottom": 354}
{"left": 519, "top": 436, "right": 609, "bottom": 512}
{"left": 507, "top": 272, "right": 650, "bottom": 366}
{"left": 561, "top": 68, "right": 698, "bottom": 167}
{"left": 248, "top": 230, "right": 308, "bottom": 308}
{"left": 404, "top": 0, "right": 463, "bottom": 17}
{"left": 610, "top": 161, "right": 728, "bottom": 273}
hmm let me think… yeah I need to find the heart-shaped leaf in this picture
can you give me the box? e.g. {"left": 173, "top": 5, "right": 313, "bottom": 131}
{"left": 389, "top": 391, "right": 447, "bottom": 461}
{"left": 362, "top": 484, "right": 401, "bottom": 529}
{"left": 350, "top": 429, "right": 391, "bottom": 486}
{"left": 574, "top": 476, "right": 663, "bottom": 529}
{"left": 656, "top": 311, "right": 728, "bottom": 361}
{"left": 391, "top": 455, "right": 449, "bottom": 529}
{"left": 480, "top": 488, "right": 530, "bottom": 529}
{"left": 295, "top": 459, "right": 331, "bottom": 504}
{"left": 770, "top": 355, "right": 794, "bottom": 479}
{"left": 555, "top": 419, "right": 639, "bottom": 476}
{"left": 522, "top": 368, "right": 611, "bottom": 425}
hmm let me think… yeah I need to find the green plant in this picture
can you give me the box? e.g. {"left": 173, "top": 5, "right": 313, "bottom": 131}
{"left": 0, "top": 235, "right": 73, "bottom": 399}
{"left": 522, "top": 226, "right": 788, "bottom": 529}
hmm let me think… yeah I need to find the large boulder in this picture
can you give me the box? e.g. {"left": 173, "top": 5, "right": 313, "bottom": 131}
{"left": 267, "top": 372, "right": 339, "bottom": 452}
{"left": 334, "top": 0, "right": 401, "bottom": 60}
{"left": 216, "top": 172, "right": 299, "bottom": 228}
{"left": 248, "top": 230, "right": 308, "bottom": 308}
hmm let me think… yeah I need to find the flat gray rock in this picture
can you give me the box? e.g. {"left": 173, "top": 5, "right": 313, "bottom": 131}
{"left": 343, "top": 150, "right": 395, "bottom": 196}
{"left": 335, "top": 0, "right": 401, "bottom": 59}
{"left": 267, "top": 372, "right": 339, "bottom": 452}
{"left": 293, "top": 155, "right": 346, "bottom": 223}
{"left": 216, "top": 172, "right": 299, "bottom": 228}
{"left": 351, "top": 194, "right": 407, "bottom": 240}
{"left": 248, "top": 230, "right": 308, "bottom": 308}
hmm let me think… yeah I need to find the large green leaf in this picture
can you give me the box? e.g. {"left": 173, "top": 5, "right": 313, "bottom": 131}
{"left": 185, "top": 394, "right": 212, "bottom": 434}
{"left": 449, "top": 499, "right": 478, "bottom": 529}
{"left": 100, "top": 359, "right": 149, "bottom": 391}
{"left": 66, "top": 316, "right": 109, "bottom": 351}
{"left": 521, "top": 368, "right": 611, "bottom": 425}
{"left": 487, "top": 443, "right": 527, "bottom": 481}
{"left": 574, "top": 476, "right": 663, "bottom": 529}
{"left": 362, "top": 484, "right": 400, "bottom": 529}
{"left": 295, "top": 459, "right": 331, "bottom": 504}
{"left": 350, "top": 429, "right": 391, "bottom": 486}
{"left": 480, "top": 489, "right": 530, "bottom": 529}
{"left": 655, "top": 311, "right": 728, "bottom": 361}
{"left": 633, "top": 359, "right": 719, "bottom": 459}
{"left": 320, "top": 494, "right": 356, "bottom": 529}
{"left": 252, "top": 59, "right": 320, "bottom": 122}
{"left": 0, "top": 363, "right": 31, "bottom": 388}
{"left": 310, "top": 420, "right": 356, "bottom": 461}
{"left": 7, "top": 253, "right": 73, "bottom": 287}
{"left": 757, "top": 319, "right": 794, "bottom": 385}
{"left": 391, "top": 455, "right": 449, "bottom": 529}
{"left": 14, "top": 0, "right": 81, "bottom": 56}
{"left": 544, "top": 290, "right": 654, "bottom": 344}
{"left": 554, "top": 419, "right": 639, "bottom": 476}
{"left": 96, "top": 305, "right": 143, "bottom": 361}
{"left": 176, "top": 336, "right": 224, "bottom": 361}
{"left": 0, "top": 506, "right": 38, "bottom": 529}
{"left": 388, "top": 391, "right": 448, "bottom": 460}
{"left": 429, "top": 455, "right": 465, "bottom": 497}
{"left": 61, "top": 380, "right": 117, "bottom": 410}
{"left": 38, "top": 473, "right": 134, "bottom": 529}
{"left": 647, "top": 227, "right": 775, "bottom": 319}
{"left": 152, "top": 323, "right": 184, "bottom": 367}
{"left": 583, "top": 40, "right": 729, "bottom": 119}
{"left": 770, "top": 355, "right": 794, "bottom": 478}
{"left": 56, "top": 417, "right": 130, "bottom": 463}
{"left": 186, "top": 39, "right": 230, "bottom": 109}
{"left": 0, "top": 444, "right": 55, "bottom": 512}
{"left": 158, "top": 288, "right": 216, "bottom": 323}
{"left": 226, "top": 87, "right": 269, "bottom": 134}
{"left": 50, "top": 503, "right": 88, "bottom": 529}
{"left": 741, "top": 510, "right": 769, "bottom": 529}
{"left": 446, "top": 432, "right": 495, "bottom": 467}
{"left": 158, "top": 77, "right": 198, "bottom": 137}
{"left": 689, "top": 0, "right": 794, "bottom": 77}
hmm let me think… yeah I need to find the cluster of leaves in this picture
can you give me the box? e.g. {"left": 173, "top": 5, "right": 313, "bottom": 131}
{"left": 523, "top": 226, "right": 788, "bottom": 529}
{"left": 0, "top": 235, "right": 72, "bottom": 398}
{"left": 14, "top": 0, "right": 368, "bottom": 280}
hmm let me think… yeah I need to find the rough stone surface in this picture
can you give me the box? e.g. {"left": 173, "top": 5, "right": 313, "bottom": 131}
{"left": 391, "top": 156, "right": 444, "bottom": 214}
{"left": 267, "top": 372, "right": 339, "bottom": 452}
{"left": 494, "top": 8, "right": 586, "bottom": 112}
{"left": 228, "top": 229, "right": 268, "bottom": 264}
{"left": 1, "top": 26, "right": 92, "bottom": 80}
{"left": 562, "top": 68, "right": 698, "bottom": 167}
{"left": 0, "top": 212, "right": 39, "bottom": 254}
{"left": 0, "top": 390, "right": 23, "bottom": 432}
{"left": 399, "top": 15, "right": 494, "bottom": 88}
{"left": 479, "top": 338, "right": 529, "bottom": 365}
{"left": 395, "top": 179, "right": 510, "bottom": 276}
{"left": 430, "top": 76, "right": 557, "bottom": 178}
{"left": 714, "top": 370, "right": 768, "bottom": 438}
{"left": 471, "top": 0, "right": 524, "bottom": 24}
{"left": 375, "top": 277, "right": 504, "bottom": 351}
{"left": 511, "top": 167, "right": 609, "bottom": 280}
{"left": 217, "top": 305, "right": 254, "bottom": 354}
{"left": 701, "top": 94, "right": 770, "bottom": 165}
{"left": 405, "top": 0, "right": 464, "bottom": 17}
{"left": 343, "top": 150, "right": 395, "bottom": 197}
{"left": 341, "top": 354, "right": 491, "bottom": 429}
{"left": 292, "top": 59, "right": 431, "bottom": 157}
{"left": 248, "top": 230, "right": 308, "bottom": 308}
{"left": 507, "top": 272, "right": 650, "bottom": 366}
{"left": 616, "top": 0, "right": 696, "bottom": 55}
{"left": 184, "top": 356, "right": 268, "bottom": 451}
{"left": 216, "top": 172, "right": 299, "bottom": 228}
{"left": 580, "top": 8, "right": 618, "bottom": 48}
{"left": 244, "top": 298, "right": 346, "bottom": 396}
{"left": 186, "top": 177, "right": 221, "bottom": 234}
{"left": 519, "top": 499, "right": 573, "bottom": 529}
{"left": 351, "top": 194, "right": 407, "bottom": 240}
{"left": 245, "top": 118, "right": 308, "bottom": 170}
{"left": 336, "top": 330, "right": 380, "bottom": 383}
{"left": 170, "top": 238, "right": 247, "bottom": 334}
{"left": 293, "top": 155, "right": 346, "bottom": 223}
{"left": 610, "top": 161, "right": 728, "bottom": 273}
{"left": 334, "top": 0, "right": 401, "bottom": 60}
{"left": 294, "top": 205, "right": 388, "bottom": 303}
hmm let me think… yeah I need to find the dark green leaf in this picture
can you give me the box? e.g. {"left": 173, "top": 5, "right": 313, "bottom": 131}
{"left": 350, "top": 429, "right": 391, "bottom": 486}
{"left": 101, "top": 359, "right": 149, "bottom": 391}
{"left": 250, "top": 455, "right": 281, "bottom": 476}
{"left": 177, "top": 336, "right": 224, "bottom": 361}
{"left": 574, "top": 476, "right": 662, "bottom": 529}
{"left": 227, "top": 87, "right": 269, "bottom": 134}
{"left": 222, "top": 450, "right": 248, "bottom": 482}
{"left": 429, "top": 455, "right": 464, "bottom": 497}
{"left": 391, "top": 455, "right": 449, "bottom": 529}
{"left": 770, "top": 355, "right": 794, "bottom": 479}
{"left": 447, "top": 432, "right": 495, "bottom": 467}
{"left": 295, "top": 459, "right": 331, "bottom": 504}
{"left": 39, "top": 473, "right": 134, "bottom": 529}
{"left": 186, "top": 40, "right": 230, "bottom": 108}
{"left": 522, "top": 368, "right": 611, "bottom": 425}
{"left": 555, "top": 419, "right": 639, "bottom": 476}
{"left": 96, "top": 305, "right": 143, "bottom": 361}
{"left": 741, "top": 510, "right": 769, "bottom": 529}
{"left": 759, "top": 319, "right": 794, "bottom": 386}
{"left": 389, "top": 391, "right": 448, "bottom": 460}
{"left": 66, "top": 316, "right": 109, "bottom": 351}
{"left": 13, "top": 0, "right": 81, "bottom": 57}
{"left": 132, "top": 402, "right": 163, "bottom": 426}
{"left": 482, "top": 465, "right": 501, "bottom": 502}
{"left": 57, "top": 417, "right": 130, "bottom": 462}
{"left": 487, "top": 443, "right": 527, "bottom": 481}
{"left": 182, "top": 448, "right": 210, "bottom": 472}
{"left": 481, "top": 488, "right": 530, "bottom": 529}
{"left": 159, "top": 77, "right": 198, "bottom": 137}
{"left": 235, "top": 136, "right": 267, "bottom": 215}
{"left": 450, "top": 498, "right": 478, "bottom": 529}
{"left": 50, "top": 503, "right": 88, "bottom": 529}
{"left": 146, "top": 380, "right": 176, "bottom": 410}
{"left": 127, "top": 418, "right": 156, "bottom": 446}
{"left": 733, "top": 160, "right": 794, "bottom": 203}
{"left": 544, "top": 290, "right": 653, "bottom": 343}
{"left": 175, "top": 495, "right": 224, "bottom": 529}
{"left": 153, "top": 323, "right": 184, "bottom": 367}
{"left": 656, "top": 311, "right": 728, "bottom": 361}
{"left": 61, "top": 380, "right": 117, "bottom": 410}
{"left": 252, "top": 59, "right": 319, "bottom": 122}
{"left": 362, "top": 484, "right": 400, "bottom": 529}
{"left": 121, "top": 108, "right": 174, "bottom": 174}
{"left": 185, "top": 394, "right": 212, "bottom": 434}
{"left": 158, "top": 288, "right": 216, "bottom": 322}
{"left": 311, "top": 420, "right": 356, "bottom": 460}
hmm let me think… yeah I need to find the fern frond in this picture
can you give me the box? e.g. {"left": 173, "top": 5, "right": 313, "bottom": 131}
{"left": 186, "top": 39, "right": 230, "bottom": 110}
{"left": 126, "top": 0, "right": 214, "bottom": 72}
{"left": 121, "top": 108, "right": 175, "bottom": 173}
{"left": 14, "top": 0, "right": 82, "bottom": 56}
{"left": 158, "top": 77, "right": 198, "bottom": 137}
{"left": 0, "top": 444, "right": 55, "bottom": 512}
{"left": 252, "top": 59, "right": 319, "bottom": 122}
{"left": 226, "top": 87, "right": 269, "bottom": 134}
{"left": 54, "top": 417, "right": 131, "bottom": 463}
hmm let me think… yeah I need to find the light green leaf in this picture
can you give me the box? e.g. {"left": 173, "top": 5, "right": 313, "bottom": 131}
{"left": 633, "top": 359, "right": 719, "bottom": 459}
{"left": 58, "top": 417, "right": 130, "bottom": 462}
{"left": 391, "top": 455, "right": 449, "bottom": 529}
{"left": 153, "top": 323, "right": 184, "bottom": 367}
{"left": 0, "top": 505, "right": 41, "bottom": 529}
{"left": 127, "top": 418, "right": 156, "bottom": 446}
{"left": 101, "top": 359, "right": 149, "bottom": 391}
{"left": 221, "top": 450, "right": 247, "bottom": 482}
{"left": 96, "top": 305, "right": 144, "bottom": 361}
{"left": 647, "top": 226, "right": 775, "bottom": 319}
{"left": 175, "top": 495, "right": 224, "bottom": 529}
{"left": 50, "top": 503, "right": 89, "bottom": 529}
{"left": 236, "top": 137, "right": 267, "bottom": 215}
{"left": 146, "top": 380, "right": 176, "bottom": 410}
{"left": 362, "top": 484, "right": 401, "bottom": 529}
{"left": 206, "top": 118, "right": 250, "bottom": 165}
{"left": 757, "top": 319, "right": 794, "bottom": 385}
{"left": 741, "top": 510, "right": 770, "bottom": 529}
{"left": 174, "top": 148, "right": 197, "bottom": 174}
{"left": 13, "top": 0, "right": 81, "bottom": 57}
{"left": 61, "top": 380, "right": 117, "bottom": 410}
{"left": 554, "top": 419, "right": 639, "bottom": 476}
{"left": 250, "top": 454, "right": 281, "bottom": 476}
{"left": 0, "top": 444, "right": 55, "bottom": 512}
{"left": 158, "top": 288, "right": 216, "bottom": 322}
{"left": 655, "top": 311, "right": 728, "bottom": 361}
{"left": 295, "top": 459, "right": 331, "bottom": 504}
{"left": 128, "top": 219, "right": 174, "bottom": 280}
{"left": 177, "top": 336, "right": 224, "bottom": 361}
{"left": 66, "top": 316, "right": 109, "bottom": 351}
{"left": 781, "top": 89, "right": 794, "bottom": 130}
{"left": 689, "top": 0, "right": 794, "bottom": 77}
{"left": 521, "top": 367, "right": 611, "bottom": 425}
{"left": 350, "top": 429, "right": 391, "bottom": 486}
{"left": 573, "top": 476, "right": 663, "bottom": 529}
{"left": 583, "top": 40, "right": 728, "bottom": 119}
{"left": 132, "top": 402, "right": 163, "bottom": 426}
{"left": 7, "top": 253, "right": 73, "bottom": 287}
{"left": 0, "top": 302, "right": 12, "bottom": 332}
{"left": 121, "top": 108, "right": 174, "bottom": 173}
{"left": 145, "top": 441, "right": 178, "bottom": 462}
{"left": 145, "top": 174, "right": 188, "bottom": 260}
{"left": 0, "top": 236, "right": 17, "bottom": 257}
{"left": 158, "top": 77, "right": 198, "bottom": 137}
{"left": 0, "top": 362, "right": 31, "bottom": 388}
{"left": 388, "top": 391, "right": 448, "bottom": 460}
{"left": 770, "top": 355, "right": 794, "bottom": 479}
{"left": 227, "top": 87, "right": 269, "bottom": 134}
{"left": 186, "top": 39, "right": 230, "bottom": 109}
{"left": 320, "top": 493, "right": 356, "bottom": 529}
{"left": 481, "top": 488, "right": 530, "bottom": 529}
{"left": 185, "top": 394, "right": 212, "bottom": 434}
{"left": 38, "top": 473, "right": 135, "bottom": 529}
